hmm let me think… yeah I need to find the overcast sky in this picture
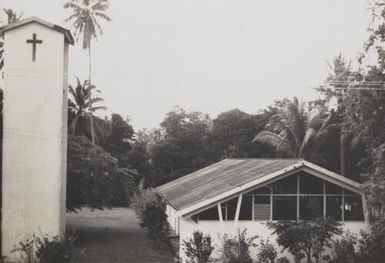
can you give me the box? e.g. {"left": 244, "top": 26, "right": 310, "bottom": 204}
{"left": 1, "top": 0, "right": 372, "bottom": 129}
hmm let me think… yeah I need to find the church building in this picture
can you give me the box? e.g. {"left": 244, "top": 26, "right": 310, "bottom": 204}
{"left": 156, "top": 159, "right": 369, "bottom": 261}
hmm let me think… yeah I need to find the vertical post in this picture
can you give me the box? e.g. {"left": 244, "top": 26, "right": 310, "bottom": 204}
{"left": 297, "top": 175, "right": 300, "bottom": 220}
{"left": 233, "top": 194, "right": 243, "bottom": 235}
{"left": 270, "top": 185, "right": 273, "bottom": 220}
{"left": 361, "top": 194, "right": 370, "bottom": 228}
{"left": 217, "top": 202, "right": 224, "bottom": 235}
{"left": 342, "top": 189, "right": 345, "bottom": 221}
{"left": 323, "top": 181, "right": 326, "bottom": 218}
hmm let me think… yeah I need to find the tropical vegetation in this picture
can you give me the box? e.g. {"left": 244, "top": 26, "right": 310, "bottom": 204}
{"left": 64, "top": 0, "right": 111, "bottom": 144}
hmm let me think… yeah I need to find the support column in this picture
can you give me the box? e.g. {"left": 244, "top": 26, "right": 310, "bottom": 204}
{"left": 233, "top": 194, "right": 243, "bottom": 235}
{"left": 217, "top": 202, "right": 224, "bottom": 235}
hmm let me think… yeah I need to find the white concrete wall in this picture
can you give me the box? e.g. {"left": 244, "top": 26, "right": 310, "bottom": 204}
{"left": 178, "top": 217, "right": 369, "bottom": 262}
{"left": 166, "top": 205, "right": 179, "bottom": 235}
{"left": 2, "top": 22, "right": 68, "bottom": 258}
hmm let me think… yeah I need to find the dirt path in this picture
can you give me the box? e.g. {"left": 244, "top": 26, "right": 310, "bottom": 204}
{"left": 67, "top": 208, "right": 176, "bottom": 263}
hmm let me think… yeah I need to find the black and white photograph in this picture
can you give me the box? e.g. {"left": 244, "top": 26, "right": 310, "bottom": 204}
{"left": 0, "top": 0, "right": 383, "bottom": 262}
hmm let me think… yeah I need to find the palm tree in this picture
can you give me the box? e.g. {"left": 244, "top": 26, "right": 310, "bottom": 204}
{"left": 64, "top": 0, "right": 111, "bottom": 144}
{"left": 0, "top": 9, "right": 23, "bottom": 70}
{"left": 68, "top": 77, "right": 106, "bottom": 140}
{"left": 253, "top": 97, "right": 337, "bottom": 159}
{"left": 3, "top": 9, "right": 23, "bottom": 24}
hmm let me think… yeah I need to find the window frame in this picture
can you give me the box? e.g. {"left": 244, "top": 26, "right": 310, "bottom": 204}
{"left": 196, "top": 173, "right": 365, "bottom": 222}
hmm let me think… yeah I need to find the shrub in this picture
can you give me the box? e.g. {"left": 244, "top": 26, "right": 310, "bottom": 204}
{"left": 12, "top": 237, "right": 38, "bottom": 263}
{"left": 35, "top": 234, "right": 75, "bottom": 263}
{"left": 183, "top": 231, "right": 215, "bottom": 263}
{"left": 328, "top": 232, "right": 358, "bottom": 263}
{"left": 256, "top": 239, "right": 277, "bottom": 263}
{"left": 356, "top": 218, "right": 385, "bottom": 263}
{"left": 11, "top": 234, "right": 75, "bottom": 263}
{"left": 266, "top": 218, "right": 342, "bottom": 263}
{"left": 132, "top": 188, "right": 169, "bottom": 241}
{"left": 221, "top": 229, "right": 257, "bottom": 263}
{"left": 67, "top": 135, "right": 137, "bottom": 211}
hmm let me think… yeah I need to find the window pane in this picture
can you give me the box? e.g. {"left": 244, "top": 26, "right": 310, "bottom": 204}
{"left": 227, "top": 198, "right": 237, "bottom": 220}
{"left": 226, "top": 196, "right": 253, "bottom": 220}
{"left": 344, "top": 189, "right": 357, "bottom": 196}
{"left": 240, "top": 195, "right": 252, "bottom": 220}
{"left": 344, "top": 195, "right": 364, "bottom": 221}
{"left": 273, "top": 175, "right": 297, "bottom": 194}
{"left": 273, "top": 196, "right": 297, "bottom": 220}
{"left": 199, "top": 207, "right": 218, "bottom": 220}
{"left": 254, "top": 195, "right": 271, "bottom": 220}
{"left": 253, "top": 186, "right": 271, "bottom": 195}
{"left": 326, "top": 196, "right": 342, "bottom": 220}
{"left": 326, "top": 182, "right": 342, "bottom": 194}
{"left": 300, "top": 174, "right": 323, "bottom": 194}
{"left": 299, "top": 196, "right": 323, "bottom": 220}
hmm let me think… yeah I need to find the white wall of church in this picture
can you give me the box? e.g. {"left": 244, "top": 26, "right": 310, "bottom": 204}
{"left": 2, "top": 22, "right": 68, "bottom": 258}
{"left": 178, "top": 217, "right": 369, "bottom": 262}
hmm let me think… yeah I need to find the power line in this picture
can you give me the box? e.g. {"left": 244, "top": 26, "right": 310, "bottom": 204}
{"left": 322, "top": 81, "right": 385, "bottom": 91}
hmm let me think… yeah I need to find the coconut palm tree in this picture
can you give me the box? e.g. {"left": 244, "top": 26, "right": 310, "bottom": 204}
{"left": 64, "top": 0, "right": 111, "bottom": 144}
{"left": 0, "top": 9, "right": 24, "bottom": 70}
{"left": 68, "top": 77, "right": 106, "bottom": 140}
{"left": 3, "top": 9, "right": 23, "bottom": 24}
{"left": 253, "top": 97, "right": 338, "bottom": 159}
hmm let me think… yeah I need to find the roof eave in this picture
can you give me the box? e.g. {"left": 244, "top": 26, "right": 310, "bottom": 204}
{"left": 172, "top": 160, "right": 363, "bottom": 218}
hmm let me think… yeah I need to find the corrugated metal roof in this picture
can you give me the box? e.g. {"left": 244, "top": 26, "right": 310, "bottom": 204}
{"left": 156, "top": 158, "right": 301, "bottom": 211}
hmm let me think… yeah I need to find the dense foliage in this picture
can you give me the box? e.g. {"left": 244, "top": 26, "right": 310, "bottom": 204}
{"left": 131, "top": 188, "right": 169, "bottom": 241}
{"left": 220, "top": 230, "right": 257, "bottom": 263}
{"left": 256, "top": 239, "right": 278, "bottom": 263}
{"left": 66, "top": 135, "right": 136, "bottom": 211}
{"left": 183, "top": 231, "right": 215, "bottom": 263}
{"left": 12, "top": 234, "right": 75, "bottom": 263}
{"left": 266, "top": 219, "right": 342, "bottom": 263}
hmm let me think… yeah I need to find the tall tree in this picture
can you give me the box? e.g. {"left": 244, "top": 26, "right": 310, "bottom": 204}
{"left": 253, "top": 97, "right": 338, "bottom": 160}
{"left": 68, "top": 77, "right": 106, "bottom": 141}
{"left": 317, "top": 54, "right": 355, "bottom": 176}
{"left": 103, "top": 114, "right": 135, "bottom": 167}
{"left": 209, "top": 108, "right": 274, "bottom": 160}
{"left": 148, "top": 107, "right": 212, "bottom": 186}
{"left": 64, "top": 0, "right": 111, "bottom": 144}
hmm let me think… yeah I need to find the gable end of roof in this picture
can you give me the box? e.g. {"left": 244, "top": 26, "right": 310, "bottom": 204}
{"left": 0, "top": 17, "right": 74, "bottom": 45}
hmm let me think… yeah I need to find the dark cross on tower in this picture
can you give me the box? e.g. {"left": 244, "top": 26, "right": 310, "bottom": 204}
{"left": 26, "top": 33, "right": 43, "bottom": 62}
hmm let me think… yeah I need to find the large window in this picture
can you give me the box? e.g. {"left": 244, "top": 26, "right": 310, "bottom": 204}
{"left": 273, "top": 196, "right": 297, "bottom": 220}
{"left": 254, "top": 191, "right": 271, "bottom": 221}
{"left": 198, "top": 196, "right": 252, "bottom": 221}
{"left": 197, "top": 172, "right": 365, "bottom": 222}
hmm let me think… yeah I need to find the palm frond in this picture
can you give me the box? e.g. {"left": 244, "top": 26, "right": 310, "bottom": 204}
{"left": 94, "top": 11, "right": 111, "bottom": 21}
{"left": 253, "top": 131, "right": 292, "bottom": 155}
{"left": 300, "top": 128, "right": 317, "bottom": 157}
{"left": 89, "top": 97, "right": 104, "bottom": 104}
{"left": 91, "top": 106, "right": 107, "bottom": 112}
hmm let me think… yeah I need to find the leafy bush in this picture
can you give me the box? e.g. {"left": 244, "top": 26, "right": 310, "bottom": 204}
{"left": 11, "top": 234, "right": 75, "bottom": 263}
{"left": 67, "top": 135, "right": 137, "bottom": 211}
{"left": 256, "top": 239, "right": 277, "bottom": 263}
{"left": 35, "top": 234, "right": 75, "bottom": 263}
{"left": 266, "top": 218, "right": 342, "bottom": 263}
{"left": 183, "top": 231, "right": 215, "bottom": 263}
{"left": 355, "top": 218, "right": 385, "bottom": 263}
{"left": 12, "top": 237, "right": 37, "bottom": 263}
{"left": 328, "top": 232, "right": 358, "bottom": 263}
{"left": 132, "top": 188, "right": 169, "bottom": 241}
{"left": 221, "top": 229, "right": 257, "bottom": 263}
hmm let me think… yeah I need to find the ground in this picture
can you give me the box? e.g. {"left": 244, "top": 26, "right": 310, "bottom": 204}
{"left": 67, "top": 208, "right": 176, "bottom": 263}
